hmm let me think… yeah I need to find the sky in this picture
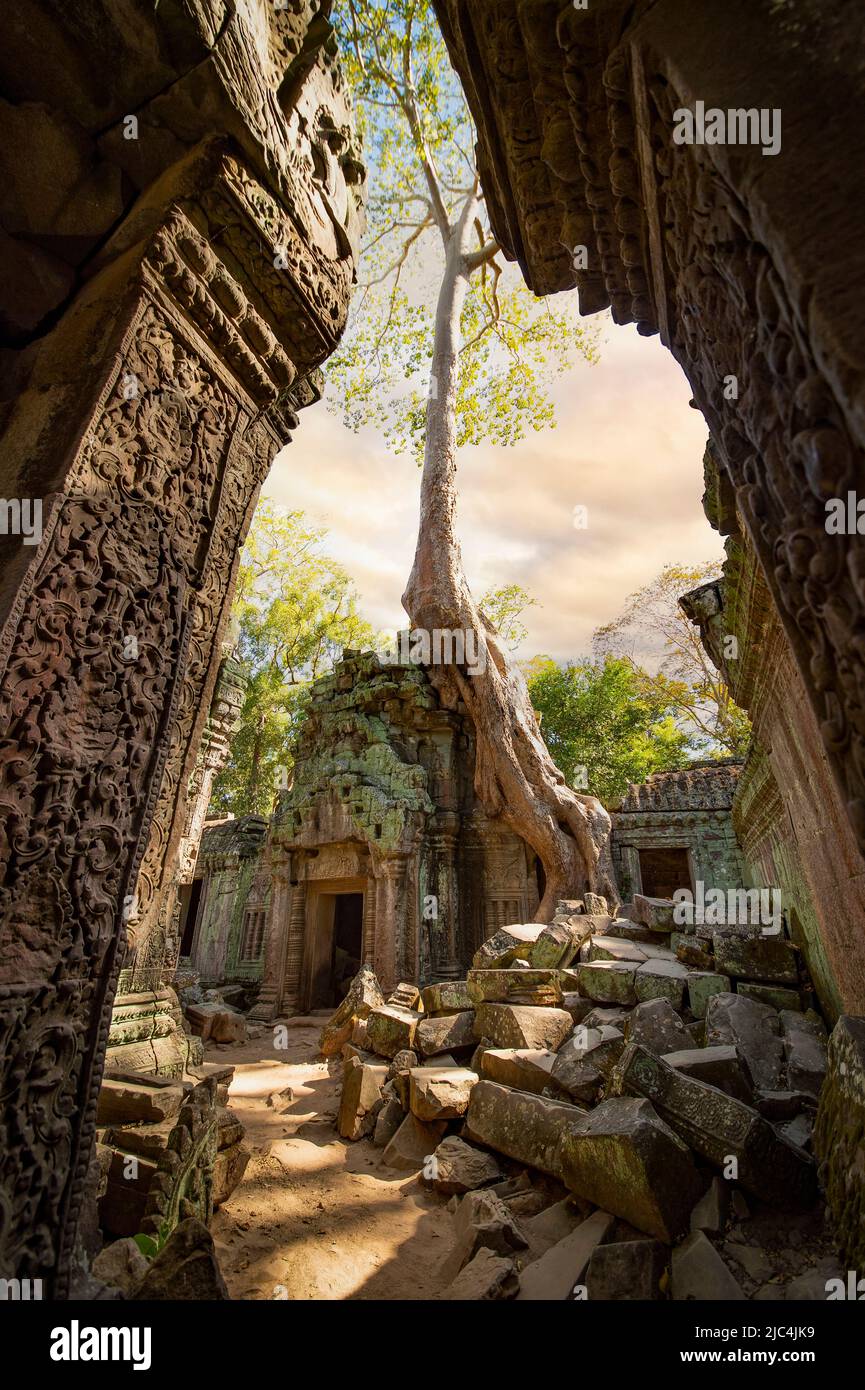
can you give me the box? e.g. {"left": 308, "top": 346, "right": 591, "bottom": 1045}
{"left": 262, "top": 315, "right": 723, "bottom": 665}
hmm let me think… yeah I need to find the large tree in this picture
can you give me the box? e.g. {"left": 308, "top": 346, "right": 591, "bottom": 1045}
{"left": 330, "top": 0, "right": 617, "bottom": 914}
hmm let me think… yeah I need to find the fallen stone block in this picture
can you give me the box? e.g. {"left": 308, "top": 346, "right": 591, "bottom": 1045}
{"left": 421, "top": 980, "right": 472, "bottom": 1015}
{"left": 689, "top": 1176, "right": 730, "bottom": 1236}
{"left": 410, "top": 1066, "right": 477, "bottom": 1121}
{"left": 584, "top": 1005, "right": 630, "bottom": 1029}
{"left": 366, "top": 1004, "right": 421, "bottom": 1058}
{"left": 552, "top": 1025, "right": 624, "bottom": 1103}
{"left": 633, "top": 895, "right": 676, "bottom": 931}
{"left": 319, "top": 965, "right": 384, "bottom": 1056}
{"left": 480, "top": 1048, "right": 560, "bottom": 1096}
{"left": 671, "top": 1231, "right": 746, "bottom": 1300}
{"left": 781, "top": 1010, "right": 827, "bottom": 1098}
{"left": 713, "top": 932, "right": 798, "bottom": 985}
{"left": 440, "top": 1189, "right": 528, "bottom": 1282}
{"left": 675, "top": 937, "right": 714, "bottom": 970}
{"left": 588, "top": 936, "right": 647, "bottom": 964}
{"left": 373, "top": 1095, "right": 404, "bottom": 1148}
{"left": 415, "top": 1010, "right": 476, "bottom": 1056}
{"left": 517, "top": 1209, "right": 615, "bottom": 1300}
{"left": 467, "top": 968, "right": 562, "bottom": 1006}
{"left": 556, "top": 1097, "right": 703, "bottom": 1242}
{"left": 97, "top": 1076, "right": 186, "bottom": 1127}
{"left": 585, "top": 1237, "right": 668, "bottom": 1300}
{"left": 338, "top": 1058, "right": 388, "bottom": 1140}
{"left": 737, "top": 982, "right": 801, "bottom": 1012}
{"left": 705, "top": 992, "right": 783, "bottom": 1090}
{"left": 382, "top": 1112, "right": 447, "bottom": 1172}
{"left": 562, "top": 992, "right": 594, "bottom": 1025}
{"left": 530, "top": 922, "right": 583, "bottom": 970}
{"left": 584, "top": 893, "right": 608, "bottom": 915}
{"left": 91, "top": 1238, "right": 149, "bottom": 1298}
{"left": 663, "top": 1045, "right": 753, "bottom": 1104}
{"left": 388, "top": 982, "right": 423, "bottom": 1011}
{"left": 472, "top": 924, "right": 546, "bottom": 969}
{"left": 473, "top": 1002, "right": 573, "bottom": 1051}
{"left": 185, "top": 1002, "right": 246, "bottom": 1043}
{"left": 577, "top": 960, "right": 637, "bottom": 1005}
{"left": 387, "top": 1048, "right": 419, "bottom": 1077}
{"left": 439, "top": 1247, "right": 519, "bottom": 1300}
{"left": 464, "top": 1080, "right": 587, "bottom": 1177}
{"left": 687, "top": 971, "right": 732, "bottom": 1020}
{"left": 425, "top": 1135, "right": 503, "bottom": 1194}
{"left": 617, "top": 1043, "right": 817, "bottom": 1209}
{"left": 137, "top": 1218, "right": 229, "bottom": 1300}
{"left": 634, "top": 958, "right": 688, "bottom": 1008}
{"left": 623, "top": 998, "right": 689, "bottom": 1056}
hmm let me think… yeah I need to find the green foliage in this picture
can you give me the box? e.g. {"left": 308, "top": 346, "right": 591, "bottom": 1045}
{"left": 593, "top": 561, "right": 752, "bottom": 758}
{"left": 328, "top": 0, "right": 600, "bottom": 461}
{"left": 210, "top": 505, "right": 377, "bottom": 818}
{"left": 527, "top": 656, "right": 696, "bottom": 807}
{"left": 478, "top": 582, "right": 538, "bottom": 650}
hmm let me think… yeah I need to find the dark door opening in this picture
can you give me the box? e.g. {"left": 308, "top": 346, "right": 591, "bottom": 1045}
{"left": 638, "top": 846, "right": 692, "bottom": 899}
{"left": 179, "top": 878, "right": 204, "bottom": 958}
{"left": 332, "top": 893, "right": 363, "bottom": 1003}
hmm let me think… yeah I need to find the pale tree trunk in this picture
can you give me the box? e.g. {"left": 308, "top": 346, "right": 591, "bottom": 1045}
{"left": 402, "top": 196, "right": 618, "bottom": 919}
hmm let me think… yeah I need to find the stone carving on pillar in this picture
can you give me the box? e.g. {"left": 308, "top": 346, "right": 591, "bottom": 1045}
{"left": 0, "top": 2, "right": 363, "bottom": 1292}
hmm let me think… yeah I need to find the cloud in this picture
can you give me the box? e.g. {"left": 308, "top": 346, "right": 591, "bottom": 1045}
{"left": 263, "top": 319, "right": 723, "bottom": 661}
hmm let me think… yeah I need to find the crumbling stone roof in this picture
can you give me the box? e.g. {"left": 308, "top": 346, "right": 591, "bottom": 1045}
{"left": 614, "top": 761, "right": 744, "bottom": 814}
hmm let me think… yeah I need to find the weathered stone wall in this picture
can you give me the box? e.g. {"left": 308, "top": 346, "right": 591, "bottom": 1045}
{"left": 0, "top": 1, "right": 363, "bottom": 1292}
{"left": 431, "top": 0, "right": 865, "bottom": 1018}
{"left": 188, "top": 815, "right": 271, "bottom": 986}
{"left": 611, "top": 762, "right": 746, "bottom": 902}
{"left": 681, "top": 461, "right": 865, "bottom": 1022}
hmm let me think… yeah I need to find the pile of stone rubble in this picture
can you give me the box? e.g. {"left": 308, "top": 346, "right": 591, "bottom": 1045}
{"left": 323, "top": 893, "right": 848, "bottom": 1300}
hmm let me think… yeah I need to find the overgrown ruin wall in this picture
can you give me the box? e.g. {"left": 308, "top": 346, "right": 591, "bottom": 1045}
{"left": 432, "top": 0, "right": 865, "bottom": 1017}
{"left": 0, "top": 0, "right": 363, "bottom": 1293}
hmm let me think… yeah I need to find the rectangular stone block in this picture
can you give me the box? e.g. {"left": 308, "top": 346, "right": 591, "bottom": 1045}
{"left": 472, "top": 924, "right": 545, "bottom": 969}
{"left": 338, "top": 1059, "right": 388, "bottom": 1140}
{"left": 713, "top": 932, "right": 798, "bottom": 984}
{"left": 480, "top": 1048, "right": 559, "bottom": 1095}
{"left": 414, "top": 1010, "right": 476, "bottom": 1056}
{"left": 421, "top": 980, "right": 472, "bottom": 1015}
{"left": 516, "top": 1210, "right": 615, "bottom": 1300}
{"left": 464, "top": 1080, "right": 587, "bottom": 1177}
{"left": 473, "top": 1002, "right": 573, "bottom": 1051}
{"left": 409, "top": 1067, "right": 477, "bottom": 1121}
{"left": 556, "top": 1097, "right": 703, "bottom": 1242}
{"left": 617, "top": 1043, "right": 817, "bottom": 1209}
{"left": 366, "top": 1004, "right": 421, "bottom": 1058}
{"left": 466, "top": 968, "right": 563, "bottom": 1006}
{"left": 632, "top": 895, "right": 676, "bottom": 931}
{"left": 634, "top": 958, "right": 688, "bottom": 1008}
{"left": 687, "top": 971, "right": 731, "bottom": 1019}
{"left": 577, "top": 960, "right": 637, "bottom": 1005}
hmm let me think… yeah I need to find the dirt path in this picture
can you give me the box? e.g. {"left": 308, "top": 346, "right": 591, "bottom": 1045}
{"left": 209, "top": 1015, "right": 454, "bottom": 1300}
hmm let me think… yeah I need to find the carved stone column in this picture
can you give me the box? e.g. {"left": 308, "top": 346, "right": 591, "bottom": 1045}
{"left": 0, "top": 3, "right": 364, "bottom": 1293}
{"left": 250, "top": 847, "right": 295, "bottom": 1022}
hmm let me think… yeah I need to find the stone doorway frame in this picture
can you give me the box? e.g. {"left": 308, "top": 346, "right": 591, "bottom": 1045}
{"left": 301, "top": 877, "right": 369, "bottom": 1012}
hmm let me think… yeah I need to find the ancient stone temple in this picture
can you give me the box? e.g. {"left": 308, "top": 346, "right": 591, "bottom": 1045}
{"left": 610, "top": 761, "right": 745, "bottom": 904}
{"left": 0, "top": 0, "right": 363, "bottom": 1293}
{"left": 251, "top": 651, "right": 540, "bottom": 1016}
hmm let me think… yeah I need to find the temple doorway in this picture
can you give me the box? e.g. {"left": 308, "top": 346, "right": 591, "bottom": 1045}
{"left": 309, "top": 889, "right": 364, "bottom": 1009}
{"left": 638, "top": 846, "right": 693, "bottom": 900}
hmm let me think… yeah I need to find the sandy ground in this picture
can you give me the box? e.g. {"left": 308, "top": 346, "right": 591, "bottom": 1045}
{"left": 209, "top": 1015, "right": 454, "bottom": 1300}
